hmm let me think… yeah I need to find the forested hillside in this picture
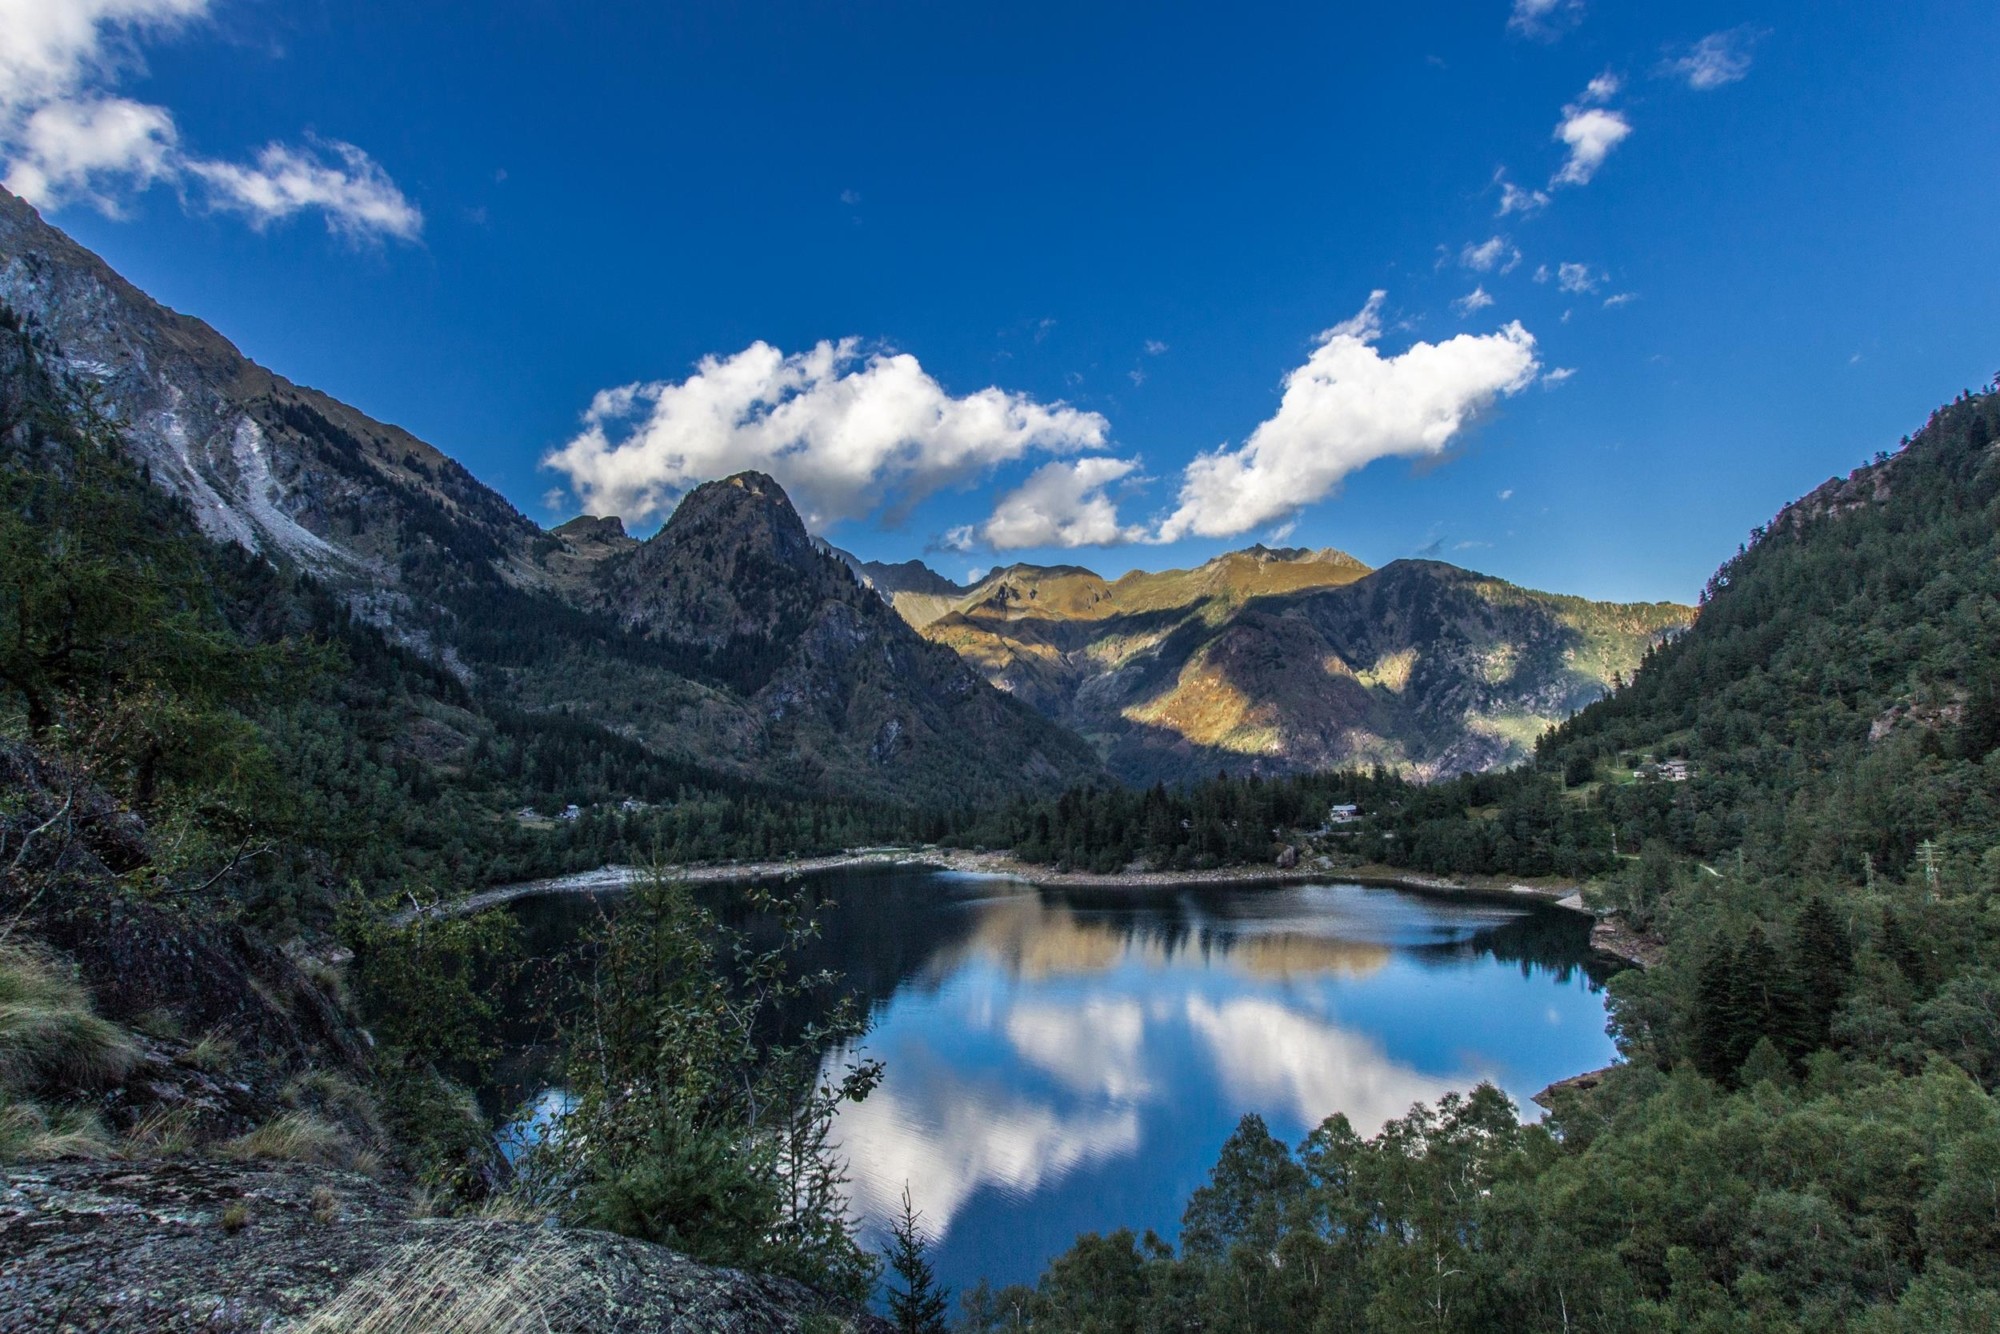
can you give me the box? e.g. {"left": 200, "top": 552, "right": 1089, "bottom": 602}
{"left": 979, "top": 388, "right": 2000, "bottom": 1331}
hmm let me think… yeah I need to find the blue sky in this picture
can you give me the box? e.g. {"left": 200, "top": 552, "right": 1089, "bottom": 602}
{"left": 7, "top": 1, "right": 1999, "bottom": 604}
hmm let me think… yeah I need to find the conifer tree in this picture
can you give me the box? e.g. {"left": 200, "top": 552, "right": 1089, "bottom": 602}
{"left": 885, "top": 1184, "right": 950, "bottom": 1334}
{"left": 1792, "top": 896, "right": 1855, "bottom": 1046}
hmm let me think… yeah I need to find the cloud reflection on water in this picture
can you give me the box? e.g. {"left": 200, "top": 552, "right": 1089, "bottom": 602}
{"left": 1184, "top": 995, "right": 1473, "bottom": 1131}
{"left": 832, "top": 1046, "right": 1143, "bottom": 1241}
{"left": 827, "top": 885, "right": 1510, "bottom": 1244}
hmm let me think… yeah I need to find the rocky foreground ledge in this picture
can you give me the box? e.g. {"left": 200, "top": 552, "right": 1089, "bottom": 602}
{"left": 0, "top": 1159, "right": 880, "bottom": 1333}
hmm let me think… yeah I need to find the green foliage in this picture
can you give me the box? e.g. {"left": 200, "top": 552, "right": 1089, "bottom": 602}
{"left": 345, "top": 904, "right": 518, "bottom": 1071}
{"left": 535, "top": 873, "right": 882, "bottom": 1300}
{"left": 342, "top": 905, "right": 518, "bottom": 1194}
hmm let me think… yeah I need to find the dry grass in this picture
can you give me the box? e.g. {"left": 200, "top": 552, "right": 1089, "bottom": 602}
{"left": 282, "top": 1068, "right": 387, "bottom": 1145}
{"left": 466, "top": 1192, "right": 543, "bottom": 1223}
{"left": 124, "top": 1105, "right": 199, "bottom": 1157}
{"left": 0, "top": 1099, "right": 116, "bottom": 1160}
{"left": 222, "top": 1110, "right": 356, "bottom": 1167}
{"left": 288, "top": 1224, "right": 614, "bottom": 1333}
{"left": 178, "top": 1028, "right": 238, "bottom": 1074}
{"left": 0, "top": 946, "right": 138, "bottom": 1091}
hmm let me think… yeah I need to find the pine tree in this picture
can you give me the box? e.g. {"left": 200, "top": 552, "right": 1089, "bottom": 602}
{"left": 1792, "top": 896, "right": 1855, "bottom": 1047}
{"left": 1736, "top": 927, "right": 1813, "bottom": 1064}
{"left": 885, "top": 1184, "right": 950, "bottom": 1334}
{"left": 1691, "top": 945, "right": 1749, "bottom": 1082}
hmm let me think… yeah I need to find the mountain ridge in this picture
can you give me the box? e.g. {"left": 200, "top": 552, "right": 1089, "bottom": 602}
{"left": 0, "top": 189, "right": 1099, "bottom": 805}
{"left": 829, "top": 543, "right": 1691, "bottom": 784}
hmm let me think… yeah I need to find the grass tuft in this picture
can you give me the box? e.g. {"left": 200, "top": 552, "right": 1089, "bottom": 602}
{"left": 0, "top": 1099, "right": 116, "bottom": 1160}
{"left": 124, "top": 1106, "right": 199, "bottom": 1157}
{"left": 177, "top": 1028, "right": 238, "bottom": 1074}
{"left": 0, "top": 946, "right": 138, "bottom": 1091}
{"left": 221, "top": 1110, "right": 356, "bottom": 1167}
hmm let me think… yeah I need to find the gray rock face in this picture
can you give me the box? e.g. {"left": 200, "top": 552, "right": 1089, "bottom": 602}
{"left": 0, "top": 1159, "right": 882, "bottom": 1333}
{"left": 0, "top": 188, "right": 545, "bottom": 590}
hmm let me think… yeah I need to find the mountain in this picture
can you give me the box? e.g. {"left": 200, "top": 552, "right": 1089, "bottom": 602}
{"left": 828, "top": 549, "right": 972, "bottom": 629}
{"left": 0, "top": 189, "right": 1097, "bottom": 805}
{"left": 863, "top": 544, "right": 1690, "bottom": 784}
{"left": 0, "top": 191, "right": 547, "bottom": 591}
{"left": 586, "top": 472, "right": 1102, "bottom": 798}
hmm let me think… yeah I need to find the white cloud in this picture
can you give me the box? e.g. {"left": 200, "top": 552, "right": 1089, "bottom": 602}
{"left": 187, "top": 138, "right": 422, "bottom": 240}
{"left": 1143, "top": 339, "right": 1169, "bottom": 356}
{"left": 544, "top": 339, "right": 1112, "bottom": 531}
{"left": 1553, "top": 105, "right": 1631, "bottom": 186}
{"left": 1507, "top": 0, "right": 1583, "bottom": 40}
{"left": 0, "top": 0, "right": 419, "bottom": 240}
{"left": 1540, "top": 367, "right": 1575, "bottom": 388}
{"left": 3, "top": 96, "right": 175, "bottom": 209}
{"left": 839, "top": 187, "right": 861, "bottom": 205}
{"left": 1602, "top": 291, "right": 1638, "bottom": 308}
{"left": 1156, "top": 292, "right": 1539, "bottom": 542}
{"left": 0, "top": 0, "right": 198, "bottom": 204}
{"left": 1550, "top": 77, "right": 1631, "bottom": 188}
{"left": 1494, "top": 174, "right": 1549, "bottom": 217}
{"left": 1532, "top": 264, "right": 1551, "bottom": 284}
{"left": 1127, "top": 368, "right": 1145, "bottom": 387}
{"left": 1556, "top": 261, "right": 1599, "bottom": 293}
{"left": 1460, "top": 235, "right": 1521, "bottom": 274}
{"left": 1498, "top": 487, "right": 1516, "bottom": 500}
{"left": 0, "top": 0, "right": 205, "bottom": 115}
{"left": 1452, "top": 285, "right": 1496, "bottom": 316}
{"left": 978, "top": 456, "right": 1145, "bottom": 550}
{"left": 1667, "top": 29, "right": 1758, "bottom": 90}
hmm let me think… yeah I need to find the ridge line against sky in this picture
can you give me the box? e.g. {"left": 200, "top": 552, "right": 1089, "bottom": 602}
{"left": 5, "top": 2, "right": 1998, "bottom": 604}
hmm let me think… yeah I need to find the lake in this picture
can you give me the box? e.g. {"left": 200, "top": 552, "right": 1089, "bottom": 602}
{"left": 494, "top": 867, "right": 1617, "bottom": 1298}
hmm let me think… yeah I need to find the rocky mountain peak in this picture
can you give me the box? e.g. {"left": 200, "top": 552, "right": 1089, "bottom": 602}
{"left": 652, "top": 470, "right": 822, "bottom": 568}
{"left": 551, "top": 514, "right": 630, "bottom": 544}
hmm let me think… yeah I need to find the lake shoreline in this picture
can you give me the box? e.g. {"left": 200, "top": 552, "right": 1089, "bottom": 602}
{"left": 415, "top": 847, "right": 1600, "bottom": 924}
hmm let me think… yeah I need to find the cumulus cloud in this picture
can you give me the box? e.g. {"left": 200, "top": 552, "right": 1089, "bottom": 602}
{"left": 1550, "top": 77, "right": 1630, "bottom": 188}
{"left": 1553, "top": 106, "right": 1631, "bottom": 186}
{"left": 1666, "top": 28, "right": 1759, "bottom": 89}
{"left": 0, "top": 0, "right": 420, "bottom": 240}
{"left": 543, "top": 339, "right": 1112, "bottom": 531}
{"left": 3, "top": 96, "right": 176, "bottom": 210}
{"left": 1460, "top": 235, "right": 1521, "bottom": 274}
{"left": 1452, "top": 286, "right": 1496, "bottom": 316}
{"left": 1155, "top": 292, "right": 1540, "bottom": 542}
{"left": 1507, "top": 0, "right": 1584, "bottom": 40}
{"left": 976, "top": 457, "right": 1146, "bottom": 550}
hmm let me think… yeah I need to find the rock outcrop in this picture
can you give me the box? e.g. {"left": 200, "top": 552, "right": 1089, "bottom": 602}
{"left": 0, "top": 1159, "right": 881, "bottom": 1332}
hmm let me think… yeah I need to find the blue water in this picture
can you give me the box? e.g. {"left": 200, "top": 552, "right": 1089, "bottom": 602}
{"left": 499, "top": 869, "right": 1617, "bottom": 1298}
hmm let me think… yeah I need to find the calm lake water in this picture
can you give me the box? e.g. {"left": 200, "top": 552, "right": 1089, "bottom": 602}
{"left": 494, "top": 867, "right": 1617, "bottom": 1298}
